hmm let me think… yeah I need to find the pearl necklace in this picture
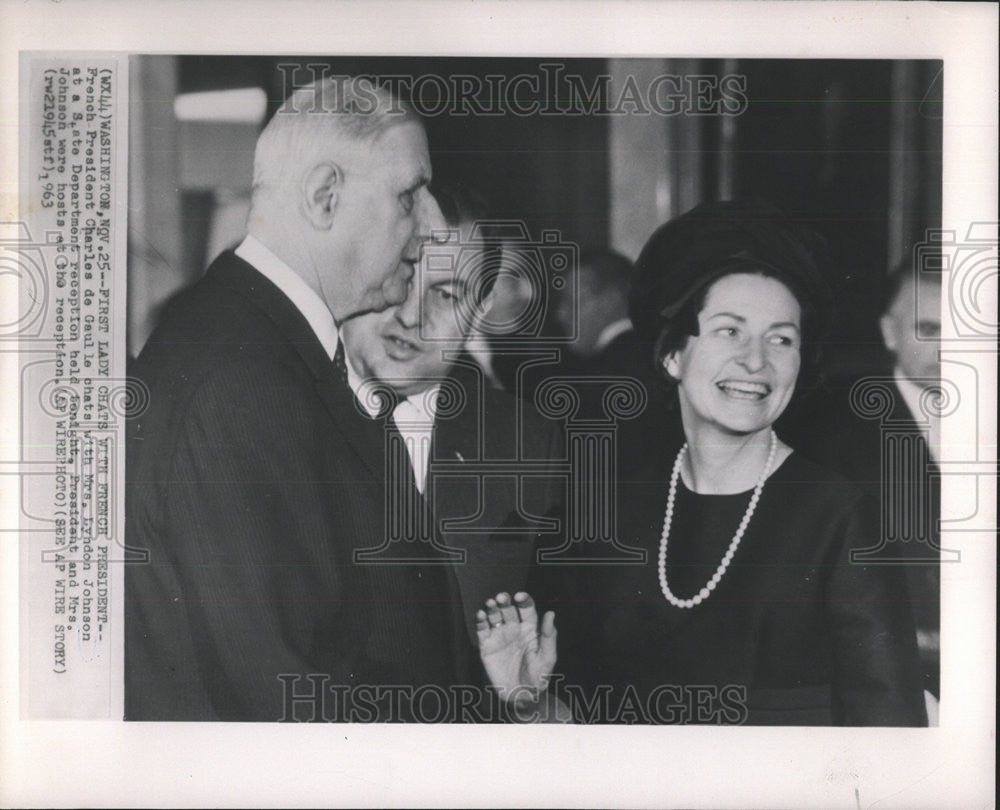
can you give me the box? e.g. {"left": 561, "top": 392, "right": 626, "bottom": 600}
{"left": 657, "top": 429, "right": 777, "bottom": 609}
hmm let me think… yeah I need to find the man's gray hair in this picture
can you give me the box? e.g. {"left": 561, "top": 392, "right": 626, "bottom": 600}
{"left": 251, "top": 76, "right": 414, "bottom": 203}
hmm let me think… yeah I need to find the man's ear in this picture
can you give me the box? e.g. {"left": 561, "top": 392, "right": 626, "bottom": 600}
{"left": 301, "top": 162, "right": 342, "bottom": 230}
{"left": 879, "top": 314, "right": 897, "bottom": 353}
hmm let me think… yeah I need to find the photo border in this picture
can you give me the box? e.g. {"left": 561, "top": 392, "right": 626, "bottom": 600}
{"left": 1, "top": 2, "right": 995, "bottom": 807}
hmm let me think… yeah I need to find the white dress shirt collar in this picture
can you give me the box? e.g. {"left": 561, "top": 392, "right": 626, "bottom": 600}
{"left": 235, "top": 235, "right": 340, "bottom": 361}
{"left": 343, "top": 349, "right": 440, "bottom": 494}
{"left": 343, "top": 353, "right": 440, "bottom": 423}
{"left": 895, "top": 368, "right": 940, "bottom": 463}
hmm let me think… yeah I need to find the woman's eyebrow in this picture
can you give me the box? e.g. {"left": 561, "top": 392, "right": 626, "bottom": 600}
{"left": 706, "top": 312, "right": 800, "bottom": 331}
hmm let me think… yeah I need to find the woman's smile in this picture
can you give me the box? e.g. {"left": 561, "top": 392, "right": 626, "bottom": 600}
{"left": 715, "top": 379, "right": 772, "bottom": 400}
{"left": 666, "top": 273, "right": 802, "bottom": 438}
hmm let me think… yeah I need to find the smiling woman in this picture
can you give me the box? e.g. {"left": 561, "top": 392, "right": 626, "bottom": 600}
{"left": 664, "top": 273, "right": 802, "bottom": 455}
{"left": 477, "top": 199, "right": 929, "bottom": 726}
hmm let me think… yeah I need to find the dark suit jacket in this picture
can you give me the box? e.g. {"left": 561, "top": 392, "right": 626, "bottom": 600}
{"left": 125, "top": 251, "right": 472, "bottom": 721}
{"left": 559, "top": 328, "right": 681, "bottom": 478}
{"left": 578, "top": 328, "right": 653, "bottom": 381}
{"left": 798, "top": 377, "right": 941, "bottom": 698}
{"left": 429, "top": 359, "right": 565, "bottom": 643}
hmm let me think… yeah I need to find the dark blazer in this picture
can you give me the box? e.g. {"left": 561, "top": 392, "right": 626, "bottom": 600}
{"left": 560, "top": 327, "right": 681, "bottom": 478}
{"left": 429, "top": 359, "right": 565, "bottom": 643}
{"left": 798, "top": 377, "right": 941, "bottom": 698}
{"left": 125, "top": 251, "right": 472, "bottom": 721}
{"left": 579, "top": 327, "right": 654, "bottom": 382}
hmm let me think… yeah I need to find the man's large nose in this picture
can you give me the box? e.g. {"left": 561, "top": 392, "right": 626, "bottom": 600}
{"left": 382, "top": 261, "right": 415, "bottom": 307}
{"left": 394, "top": 280, "right": 421, "bottom": 330}
{"left": 416, "top": 189, "right": 449, "bottom": 245}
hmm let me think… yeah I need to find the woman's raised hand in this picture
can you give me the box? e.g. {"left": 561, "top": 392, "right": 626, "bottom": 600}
{"left": 476, "top": 591, "right": 556, "bottom": 705}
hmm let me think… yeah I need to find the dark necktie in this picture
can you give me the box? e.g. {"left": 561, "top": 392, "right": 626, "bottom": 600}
{"left": 331, "top": 340, "right": 349, "bottom": 388}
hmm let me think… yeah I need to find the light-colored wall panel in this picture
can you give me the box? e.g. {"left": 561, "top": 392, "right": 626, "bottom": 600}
{"left": 127, "top": 55, "right": 183, "bottom": 357}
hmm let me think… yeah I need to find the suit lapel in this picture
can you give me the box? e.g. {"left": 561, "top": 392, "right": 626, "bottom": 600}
{"left": 207, "top": 252, "right": 333, "bottom": 379}
{"left": 890, "top": 383, "right": 940, "bottom": 476}
{"left": 206, "top": 251, "right": 386, "bottom": 479}
{"left": 313, "top": 378, "right": 388, "bottom": 480}
{"left": 429, "top": 361, "right": 487, "bottom": 523}
{"left": 429, "top": 360, "right": 552, "bottom": 645}
{"left": 432, "top": 375, "right": 482, "bottom": 465}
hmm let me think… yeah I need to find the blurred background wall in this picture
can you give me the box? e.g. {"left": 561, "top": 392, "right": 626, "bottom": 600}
{"left": 127, "top": 55, "right": 941, "bottom": 386}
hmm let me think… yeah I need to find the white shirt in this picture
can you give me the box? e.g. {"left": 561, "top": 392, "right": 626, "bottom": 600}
{"left": 895, "top": 368, "right": 940, "bottom": 464}
{"left": 235, "top": 235, "right": 340, "bottom": 361}
{"left": 594, "top": 317, "right": 633, "bottom": 353}
{"left": 344, "top": 354, "right": 439, "bottom": 495}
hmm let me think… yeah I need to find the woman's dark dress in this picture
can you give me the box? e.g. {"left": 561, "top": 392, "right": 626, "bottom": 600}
{"left": 534, "top": 450, "right": 926, "bottom": 726}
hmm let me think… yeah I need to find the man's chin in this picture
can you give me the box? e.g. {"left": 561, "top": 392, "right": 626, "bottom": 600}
{"left": 380, "top": 363, "right": 451, "bottom": 397}
{"left": 369, "top": 359, "right": 420, "bottom": 393}
{"left": 390, "top": 379, "right": 434, "bottom": 398}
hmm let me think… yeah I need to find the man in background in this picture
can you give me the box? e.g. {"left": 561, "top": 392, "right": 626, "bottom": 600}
{"left": 554, "top": 248, "right": 647, "bottom": 380}
{"left": 876, "top": 259, "right": 942, "bottom": 712}
{"left": 805, "top": 256, "right": 942, "bottom": 715}
{"left": 552, "top": 247, "right": 674, "bottom": 473}
{"left": 339, "top": 184, "right": 565, "bottom": 648}
{"left": 125, "top": 77, "right": 467, "bottom": 721}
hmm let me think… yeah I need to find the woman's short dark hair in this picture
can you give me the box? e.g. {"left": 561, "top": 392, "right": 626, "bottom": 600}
{"left": 628, "top": 198, "right": 832, "bottom": 396}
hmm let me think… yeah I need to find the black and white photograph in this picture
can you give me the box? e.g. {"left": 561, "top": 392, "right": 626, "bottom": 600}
{"left": 1, "top": 2, "right": 996, "bottom": 807}
{"left": 122, "top": 54, "right": 943, "bottom": 727}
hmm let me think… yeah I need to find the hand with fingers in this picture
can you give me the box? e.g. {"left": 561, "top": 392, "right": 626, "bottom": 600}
{"left": 476, "top": 591, "right": 557, "bottom": 706}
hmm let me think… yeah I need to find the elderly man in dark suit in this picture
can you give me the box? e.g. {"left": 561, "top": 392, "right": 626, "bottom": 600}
{"left": 124, "top": 77, "right": 469, "bottom": 721}
{"left": 339, "top": 184, "right": 565, "bottom": 651}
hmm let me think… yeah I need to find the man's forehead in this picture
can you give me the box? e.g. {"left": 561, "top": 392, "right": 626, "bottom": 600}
{"left": 913, "top": 278, "right": 942, "bottom": 317}
{"left": 891, "top": 275, "right": 941, "bottom": 316}
{"left": 380, "top": 121, "right": 430, "bottom": 170}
